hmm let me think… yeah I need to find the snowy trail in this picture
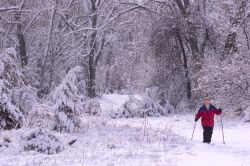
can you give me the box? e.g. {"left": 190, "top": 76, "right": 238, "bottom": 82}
{"left": 107, "top": 114, "right": 250, "bottom": 166}
{"left": 1, "top": 113, "right": 249, "bottom": 166}
{"left": 173, "top": 115, "right": 250, "bottom": 166}
{"left": 1, "top": 92, "right": 249, "bottom": 166}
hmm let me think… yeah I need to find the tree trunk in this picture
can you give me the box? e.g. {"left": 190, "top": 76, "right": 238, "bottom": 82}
{"left": 187, "top": 22, "right": 200, "bottom": 61}
{"left": 14, "top": 0, "right": 27, "bottom": 67}
{"left": 39, "top": 5, "right": 56, "bottom": 89}
{"left": 88, "top": 55, "right": 96, "bottom": 98}
{"left": 176, "top": 29, "right": 191, "bottom": 99}
{"left": 105, "top": 50, "right": 112, "bottom": 93}
{"left": 49, "top": 49, "right": 55, "bottom": 89}
{"left": 174, "top": 0, "right": 201, "bottom": 98}
{"left": 174, "top": 0, "right": 200, "bottom": 61}
{"left": 87, "top": 1, "right": 98, "bottom": 98}
{"left": 17, "top": 25, "right": 27, "bottom": 67}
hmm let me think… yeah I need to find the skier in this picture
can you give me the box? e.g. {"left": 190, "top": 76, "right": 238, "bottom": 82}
{"left": 195, "top": 97, "right": 222, "bottom": 143}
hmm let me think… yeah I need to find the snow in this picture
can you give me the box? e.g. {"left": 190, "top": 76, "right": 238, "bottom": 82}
{"left": 99, "top": 94, "right": 141, "bottom": 116}
{"left": 0, "top": 48, "right": 26, "bottom": 129}
{"left": 98, "top": 94, "right": 250, "bottom": 166}
{"left": 100, "top": 94, "right": 142, "bottom": 111}
{"left": 175, "top": 116, "right": 250, "bottom": 166}
{"left": 1, "top": 94, "right": 250, "bottom": 166}
{"left": 107, "top": 114, "right": 250, "bottom": 166}
{"left": 49, "top": 66, "right": 86, "bottom": 114}
{"left": 26, "top": 104, "right": 55, "bottom": 129}
{"left": 100, "top": 90, "right": 173, "bottom": 118}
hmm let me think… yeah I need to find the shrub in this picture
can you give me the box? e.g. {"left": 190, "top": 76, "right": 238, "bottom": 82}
{"left": 22, "top": 128, "right": 64, "bottom": 154}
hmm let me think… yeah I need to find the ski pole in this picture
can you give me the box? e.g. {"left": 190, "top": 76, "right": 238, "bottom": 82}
{"left": 191, "top": 122, "right": 197, "bottom": 140}
{"left": 220, "top": 115, "right": 226, "bottom": 144}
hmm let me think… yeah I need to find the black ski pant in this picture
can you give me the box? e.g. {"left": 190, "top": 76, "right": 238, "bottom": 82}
{"left": 202, "top": 126, "right": 213, "bottom": 143}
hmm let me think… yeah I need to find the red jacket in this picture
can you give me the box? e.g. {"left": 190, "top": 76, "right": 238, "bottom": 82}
{"left": 195, "top": 104, "right": 222, "bottom": 127}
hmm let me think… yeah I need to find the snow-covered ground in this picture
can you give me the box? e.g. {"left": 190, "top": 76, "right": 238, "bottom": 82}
{"left": 0, "top": 94, "right": 249, "bottom": 166}
{"left": 99, "top": 94, "right": 142, "bottom": 116}
{"left": 108, "top": 114, "right": 250, "bottom": 166}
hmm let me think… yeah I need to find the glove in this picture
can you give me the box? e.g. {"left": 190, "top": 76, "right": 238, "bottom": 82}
{"left": 195, "top": 118, "right": 198, "bottom": 122}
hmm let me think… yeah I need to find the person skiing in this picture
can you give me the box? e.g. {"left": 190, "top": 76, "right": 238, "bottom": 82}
{"left": 195, "top": 97, "right": 222, "bottom": 143}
